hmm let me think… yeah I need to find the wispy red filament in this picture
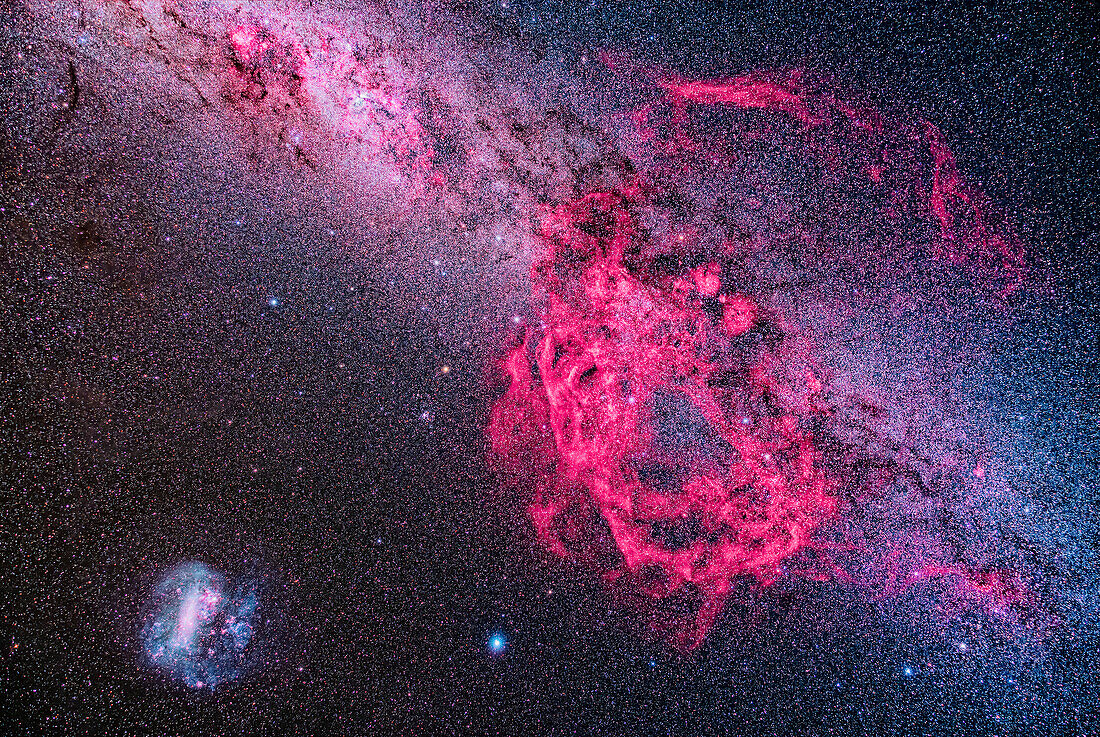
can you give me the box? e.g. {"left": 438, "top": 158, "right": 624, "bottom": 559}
{"left": 489, "top": 191, "right": 836, "bottom": 648}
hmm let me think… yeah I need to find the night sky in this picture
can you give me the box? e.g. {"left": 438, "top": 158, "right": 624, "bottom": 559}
{"left": 2, "top": 1, "right": 1098, "bottom": 735}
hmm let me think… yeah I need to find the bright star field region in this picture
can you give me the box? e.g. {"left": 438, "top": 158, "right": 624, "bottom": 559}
{"left": 1, "top": 1, "right": 1098, "bottom": 735}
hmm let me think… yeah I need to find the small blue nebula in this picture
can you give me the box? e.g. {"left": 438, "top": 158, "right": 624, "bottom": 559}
{"left": 488, "top": 633, "right": 506, "bottom": 654}
{"left": 140, "top": 562, "right": 260, "bottom": 689}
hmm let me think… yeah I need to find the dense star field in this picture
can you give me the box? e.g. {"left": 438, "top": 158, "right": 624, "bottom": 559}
{"left": 1, "top": 1, "right": 1098, "bottom": 734}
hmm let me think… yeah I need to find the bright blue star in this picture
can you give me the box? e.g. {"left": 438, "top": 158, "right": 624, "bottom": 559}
{"left": 268, "top": 297, "right": 280, "bottom": 308}
{"left": 488, "top": 633, "right": 506, "bottom": 655}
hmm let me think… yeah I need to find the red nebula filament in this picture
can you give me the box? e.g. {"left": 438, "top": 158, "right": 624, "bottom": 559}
{"left": 489, "top": 190, "right": 837, "bottom": 649}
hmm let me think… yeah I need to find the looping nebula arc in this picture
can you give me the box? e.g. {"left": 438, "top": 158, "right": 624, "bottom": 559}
{"left": 490, "top": 188, "right": 837, "bottom": 649}
{"left": 488, "top": 69, "right": 1032, "bottom": 650}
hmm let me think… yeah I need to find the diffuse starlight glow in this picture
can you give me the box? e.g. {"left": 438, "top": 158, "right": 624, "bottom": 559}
{"left": 140, "top": 562, "right": 259, "bottom": 689}
{"left": 21, "top": 0, "right": 1044, "bottom": 660}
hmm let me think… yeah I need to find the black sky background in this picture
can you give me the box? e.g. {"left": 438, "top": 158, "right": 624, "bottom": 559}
{"left": 2, "top": 1, "right": 1098, "bottom": 735}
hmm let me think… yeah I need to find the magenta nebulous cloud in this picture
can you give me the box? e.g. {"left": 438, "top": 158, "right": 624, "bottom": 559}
{"left": 13, "top": 0, "right": 1088, "bottom": 665}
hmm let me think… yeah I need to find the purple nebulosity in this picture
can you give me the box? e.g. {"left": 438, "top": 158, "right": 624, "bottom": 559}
{"left": 6, "top": 1, "right": 1094, "bottom": 732}
{"left": 30, "top": 0, "right": 1057, "bottom": 651}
